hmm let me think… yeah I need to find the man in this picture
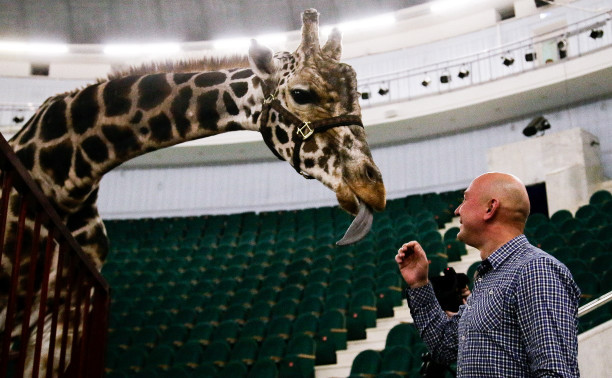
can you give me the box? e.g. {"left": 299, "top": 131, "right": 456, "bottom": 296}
{"left": 396, "top": 172, "right": 581, "bottom": 377}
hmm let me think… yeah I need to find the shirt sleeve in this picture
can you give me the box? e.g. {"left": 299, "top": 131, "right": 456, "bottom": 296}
{"left": 515, "top": 257, "right": 581, "bottom": 377}
{"left": 406, "top": 282, "right": 460, "bottom": 364}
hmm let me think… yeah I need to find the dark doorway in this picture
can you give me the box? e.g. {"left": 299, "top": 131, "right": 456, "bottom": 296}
{"left": 526, "top": 182, "right": 548, "bottom": 217}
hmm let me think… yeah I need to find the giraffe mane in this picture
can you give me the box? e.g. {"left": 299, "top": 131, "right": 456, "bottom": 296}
{"left": 102, "top": 55, "right": 251, "bottom": 81}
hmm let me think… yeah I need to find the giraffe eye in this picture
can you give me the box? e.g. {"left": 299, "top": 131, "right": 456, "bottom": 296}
{"left": 290, "top": 89, "right": 317, "bottom": 105}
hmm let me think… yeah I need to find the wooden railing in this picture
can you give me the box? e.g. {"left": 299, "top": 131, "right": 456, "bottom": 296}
{"left": 0, "top": 132, "right": 110, "bottom": 378}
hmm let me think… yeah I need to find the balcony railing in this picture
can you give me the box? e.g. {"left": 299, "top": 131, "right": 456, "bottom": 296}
{"left": 357, "top": 11, "right": 612, "bottom": 107}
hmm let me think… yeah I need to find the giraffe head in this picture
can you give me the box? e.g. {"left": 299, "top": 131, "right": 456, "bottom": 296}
{"left": 248, "top": 9, "right": 386, "bottom": 242}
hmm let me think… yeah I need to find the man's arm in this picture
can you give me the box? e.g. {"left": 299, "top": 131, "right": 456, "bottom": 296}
{"left": 397, "top": 241, "right": 460, "bottom": 364}
{"left": 406, "top": 283, "right": 461, "bottom": 364}
{"left": 516, "top": 257, "right": 581, "bottom": 377}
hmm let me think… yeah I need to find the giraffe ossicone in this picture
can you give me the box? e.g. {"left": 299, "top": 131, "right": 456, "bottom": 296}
{"left": 2, "top": 8, "right": 385, "bottom": 376}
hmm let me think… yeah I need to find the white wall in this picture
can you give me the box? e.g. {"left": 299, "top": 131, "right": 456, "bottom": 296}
{"left": 98, "top": 96, "right": 612, "bottom": 219}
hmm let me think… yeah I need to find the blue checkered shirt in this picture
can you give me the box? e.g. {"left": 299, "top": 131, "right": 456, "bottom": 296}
{"left": 406, "top": 235, "right": 581, "bottom": 377}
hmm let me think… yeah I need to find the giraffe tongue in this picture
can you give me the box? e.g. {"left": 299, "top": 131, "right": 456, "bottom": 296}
{"left": 336, "top": 201, "right": 373, "bottom": 246}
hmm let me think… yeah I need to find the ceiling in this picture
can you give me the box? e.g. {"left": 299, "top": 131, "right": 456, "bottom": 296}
{"left": 0, "top": 0, "right": 431, "bottom": 44}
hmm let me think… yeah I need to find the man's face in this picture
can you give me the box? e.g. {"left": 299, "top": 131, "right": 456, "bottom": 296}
{"left": 454, "top": 178, "right": 487, "bottom": 247}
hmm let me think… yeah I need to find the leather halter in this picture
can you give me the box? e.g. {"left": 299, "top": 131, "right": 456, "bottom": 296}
{"left": 259, "top": 84, "right": 364, "bottom": 179}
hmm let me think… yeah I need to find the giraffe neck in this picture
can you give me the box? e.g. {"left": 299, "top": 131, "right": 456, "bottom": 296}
{"left": 11, "top": 68, "right": 265, "bottom": 214}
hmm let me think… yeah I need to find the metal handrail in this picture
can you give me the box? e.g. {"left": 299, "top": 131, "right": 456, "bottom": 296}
{"left": 578, "top": 291, "right": 612, "bottom": 317}
{"left": 0, "top": 131, "right": 110, "bottom": 377}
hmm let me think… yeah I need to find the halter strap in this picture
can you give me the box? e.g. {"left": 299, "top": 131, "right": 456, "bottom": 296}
{"left": 259, "top": 86, "right": 364, "bottom": 179}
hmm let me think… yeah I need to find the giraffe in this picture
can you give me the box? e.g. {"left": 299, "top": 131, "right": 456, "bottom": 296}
{"left": 0, "top": 8, "right": 386, "bottom": 376}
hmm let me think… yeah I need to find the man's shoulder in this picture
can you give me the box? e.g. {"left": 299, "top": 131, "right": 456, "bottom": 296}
{"left": 508, "top": 242, "right": 570, "bottom": 276}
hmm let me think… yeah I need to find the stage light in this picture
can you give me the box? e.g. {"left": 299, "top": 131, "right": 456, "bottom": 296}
{"left": 525, "top": 52, "right": 537, "bottom": 62}
{"left": 378, "top": 88, "right": 389, "bottom": 96}
{"left": 557, "top": 39, "right": 568, "bottom": 59}
{"left": 440, "top": 73, "right": 450, "bottom": 84}
{"left": 522, "top": 116, "right": 550, "bottom": 137}
{"left": 361, "top": 92, "right": 370, "bottom": 100}
{"left": 12, "top": 116, "right": 24, "bottom": 124}
{"left": 458, "top": 68, "right": 469, "bottom": 79}
{"left": 590, "top": 29, "right": 604, "bottom": 39}
{"left": 502, "top": 56, "right": 515, "bottom": 66}
{"left": 421, "top": 77, "right": 431, "bottom": 87}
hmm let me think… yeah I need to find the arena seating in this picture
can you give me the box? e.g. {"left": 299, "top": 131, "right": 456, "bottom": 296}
{"left": 102, "top": 189, "right": 463, "bottom": 377}
{"left": 102, "top": 188, "right": 612, "bottom": 377}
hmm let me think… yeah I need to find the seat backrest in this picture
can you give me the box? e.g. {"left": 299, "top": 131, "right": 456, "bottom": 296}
{"left": 349, "top": 349, "right": 382, "bottom": 376}
{"left": 385, "top": 323, "right": 420, "bottom": 349}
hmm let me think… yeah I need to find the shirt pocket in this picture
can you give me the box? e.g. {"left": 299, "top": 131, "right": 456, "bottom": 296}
{"left": 467, "top": 287, "right": 504, "bottom": 331}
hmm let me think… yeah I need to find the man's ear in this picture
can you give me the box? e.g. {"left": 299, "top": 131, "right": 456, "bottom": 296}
{"left": 484, "top": 199, "right": 499, "bottom": 220}
{"left": 248, "top": 39, "right": 278, "bottom": 79}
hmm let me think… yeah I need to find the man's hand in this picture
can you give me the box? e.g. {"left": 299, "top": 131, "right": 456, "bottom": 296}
{"left": 396, "top": 241, "right": 430, "bottom": 289}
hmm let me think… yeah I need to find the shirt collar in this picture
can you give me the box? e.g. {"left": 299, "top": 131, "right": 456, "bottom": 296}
{"left": 482, "top": 234, "right": 529, "bottom": 271}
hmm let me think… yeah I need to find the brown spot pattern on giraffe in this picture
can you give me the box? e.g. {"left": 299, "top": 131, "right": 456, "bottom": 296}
{"left": 197, "top": 90, "right": 220, "bottom": 131}
{"left": 71, "top": 84, "right": 100, "bottom": 134}
{"left": 103, "top": 75, "right": 139, "bottom": 117}
{"left": 171, "top": 87, "right": 193, "bottom": 137}
{"left": 39, "top": 140, "right": 73, "bottom": 185}
{"left": 137, "top": 74, "right": 172, "bottom": 110}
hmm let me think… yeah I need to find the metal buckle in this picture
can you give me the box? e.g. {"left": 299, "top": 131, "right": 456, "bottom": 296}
{"left": 263, "top": 94, "right": 276, "bottom": 105}
{"left": 297, "top": 122, "right": 314, "bottom": 139}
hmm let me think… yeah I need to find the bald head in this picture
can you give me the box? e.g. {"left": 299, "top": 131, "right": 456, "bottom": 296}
{"left": 472, "top": 172, "right": 530, "bottom": 228}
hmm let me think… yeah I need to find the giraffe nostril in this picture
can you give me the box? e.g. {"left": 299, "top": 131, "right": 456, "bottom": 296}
{"left": 364, "top": 164, "right": 380, "bottom": 183}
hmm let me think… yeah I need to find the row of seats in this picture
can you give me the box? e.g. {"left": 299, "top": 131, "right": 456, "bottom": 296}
{"left": 102, "top": 189, "right": 466, "bottom": 376}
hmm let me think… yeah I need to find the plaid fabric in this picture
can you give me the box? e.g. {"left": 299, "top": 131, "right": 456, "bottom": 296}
{"left": 406, "top": 235, "right": 581, "bottom": 377}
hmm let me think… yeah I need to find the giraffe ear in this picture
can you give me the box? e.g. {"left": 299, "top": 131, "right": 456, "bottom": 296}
{"left": 248, "top": 39, "right": 278, "bottom": 79}
{"left": 322, "top": 27, "right": 342, "bottom": 61}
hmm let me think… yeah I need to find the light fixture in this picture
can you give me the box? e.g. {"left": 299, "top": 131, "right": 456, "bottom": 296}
{"left": 502, "top": 56, "right": 515, "bottom": 66}
{"left": 361, "top": 92, "right": 370, "bottom": 100}
{"left": 0, "top": 41, "right": 69, "bottom": 55}
{"left": 104, "top": 42, "right": 181, "bottom": 56}
{"left": 213, "top": 33, "right": 286, "bottom": 52}
{"left": 321, "top": 13, "right": 395, "bottom": 35}
{"left": 458, "top": 68, "right": 469, "bottom": 79}
{"left": 421, "top": 77, "right": 431, "bottom": 87}
{"left": 440, "top": 73, "right": 451, "bottom": 83}
{"left": 12, "top": 116, "right": 24, "bottom": 124}
{"left": 522, "top": 116, "right": 550, "bottom": 137}
{"left": 525, "top": 52, "right": 537, "bottom": 62}
{"left": 431, "top": 0, "right": 487, "bottom": 13}
{"left": 590, "top": 29, "right": 604, "bottom": 39}
{"left": 378, "top": 87, "right": 389, "bottom": 96}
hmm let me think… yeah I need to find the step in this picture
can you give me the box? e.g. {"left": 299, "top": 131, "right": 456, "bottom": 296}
{"left": 315, "top": 305, "right": 413, "bottom": 378}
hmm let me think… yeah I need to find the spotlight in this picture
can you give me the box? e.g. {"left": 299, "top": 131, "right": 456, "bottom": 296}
{"left": 421, "top": 77, "right": 431, "bottom": 87}
{"left": 557, "top": 39, "right": 568, "bottom": 59}
{"left": 525, "top": 52, "right": 537, "bottom": 62}
{"left": 360, "top": 92, "right": 370, "bottom": 100}
{"left": 458, "top": 68, "right": 469, "bottom": 79}
{"left": 502, "top": 56, "right": 515, "bottom": 66}
{"left": 522, "top": 116, "right": 551, "bottom": 137}
{"left": 590, "top": 29, "right": 604, "bottom": 39}
{"left": 12, "top": 116, "right": 24, "bottom": 124}
{"left": 378, "top": 88, "right": 389, "bottom": 96}
{"left": 440, "top": 73, "right": 451, "bottom": 84}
